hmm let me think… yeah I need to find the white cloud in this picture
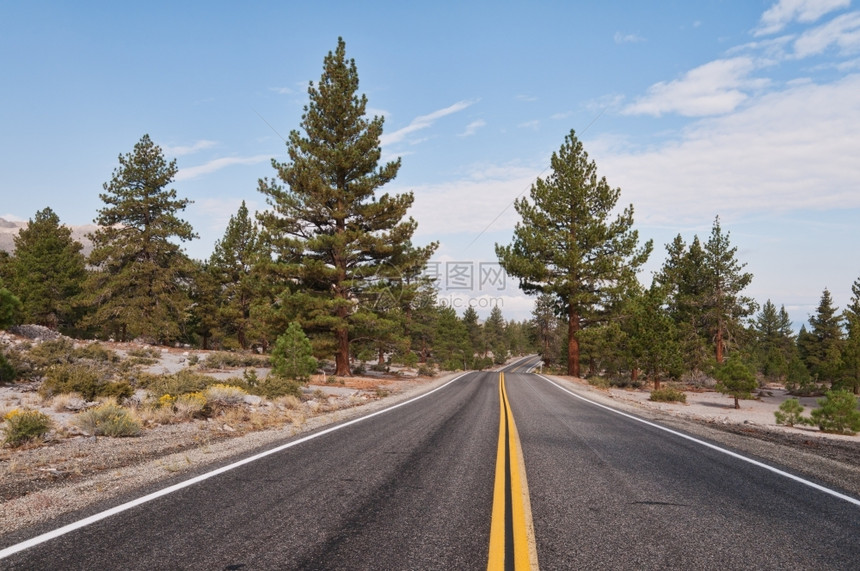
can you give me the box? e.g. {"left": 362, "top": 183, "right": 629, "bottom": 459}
{"left": 614, "top": 31, "right": 645, "bottom": 44}
{"left": 405, "top": 165, "right": 542, "bottom": 238}
{"left": 161, "top": 140, "right": 218, "bottom": 157}
{"left": 755, "top": 0, "right": 850, "bottom": 36}
{"left": 176, "top": 155, "right": 271, "bottom": 181}
{"left": 518, "top": 120, "right": 540, "bottom": 130}
{"left": 269, "top": 86, "right": 294, "bottom": 95}
{"left": 459, "top": 119, "right": 486, "bottom": 137}
{"left": 599, "top": 74, "right": 860, "bottom": 225}
{"left": 515, "top": 95, "right": 538, "bottom": 102}
{"left": 380, "top": 100, "right": 476, "bottom": 146}
{"left": 622, "top": 57, "right": 767, "bottom": 117}
{"left": 793, "top": 11, "right": 860, "bottom": 57}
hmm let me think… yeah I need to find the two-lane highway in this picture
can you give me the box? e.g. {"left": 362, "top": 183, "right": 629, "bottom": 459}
{"left": 3, "top": 360, "right": 860, "bottom": 569}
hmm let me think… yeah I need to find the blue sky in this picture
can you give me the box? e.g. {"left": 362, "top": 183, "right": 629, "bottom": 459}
{"left": 2, "top": 0, "right": 859, "bottom": 326}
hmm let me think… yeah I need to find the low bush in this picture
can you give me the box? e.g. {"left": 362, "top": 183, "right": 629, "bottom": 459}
{"left": 145, "top": 369, "right": 216, "bottom": 398}
{"left": 205, "top": 351, "right": 268, "bottom": 369}
{"left": 774, "top": 398, "right": 805, "bottom": 427}
{"left": 204, "top": 383, "right": 247, "bottom": 406}
{"left": 587, "top": 376, "right": 610, "bottom": 389}
{"left": 649, "top": 387, "right": 687, "bottom": 403}
{"left": 3, "top": 408, "right": 52, "bottom": 447}
{"left": 25, "top": 338, "right": 76, "bottom": 371}
{"left": 0, "top": 352, "right": 16, "bottom": 384}
{"left": 40, "top": 363, "right": 133, "bottom": 401}
{"left": 74, "top": 402, "right": 141, "bottom": 437}
{"left": 74, "top": 342, "right": 120, "bottom": 363}
{"left": 810, "top": 390, "right": 860, "bottom": 435}
{"left": 417, "top": 364, "right": 436, "bottom": 377}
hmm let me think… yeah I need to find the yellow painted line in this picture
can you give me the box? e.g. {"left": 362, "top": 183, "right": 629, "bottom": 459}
{"left": 488, "top": 372, "right": 539, "bottom": 570}
{"left": 488, "top": 374, "right": 507, "bottom": 569}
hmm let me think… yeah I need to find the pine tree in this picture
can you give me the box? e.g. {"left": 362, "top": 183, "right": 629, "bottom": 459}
{"left": 258, "top": 38, "right": 435, "bottom": 376}
{"left": 210, "top": 201, "right": 266, "bottom": 349}
{"left": 702, "top": 216, "right": 756, "bottom": 363}
{"left": 496, "top": 130, "right": 652, "bottom": 377}
{"left": 462, "top": 306, "right": 483, "bottom": 358}
{"left": 271, "top": 322, "right": 318, "bottom": 382}
{"left": 82, "top": 134, "right": 198, "bottom": 342}
{"left": 843, "top": 277, "right": 860, "bottom": 394}
{"left": 8, "top": 208, "right": 86, "bottom": 330}
{"left": 753, "top": 299, "right": 796, "bottom": 381}
{"left": 484, "top": 306, "right": 509, "bottom": 364}
{"left": 433, "top": 306, "right": 470, "bottom": 370}
{"left": 799, "top": 288, "right": 844, "bottom": 386}
{"left": 625, "top": 283, "right": 684, "bottom": 388}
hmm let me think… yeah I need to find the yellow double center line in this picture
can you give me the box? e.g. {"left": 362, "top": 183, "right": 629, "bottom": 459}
{"left": 488, "top": 372, "right": 539, "bottom": 570}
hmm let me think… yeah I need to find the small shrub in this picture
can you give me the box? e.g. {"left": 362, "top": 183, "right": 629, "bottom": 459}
{"left": 127, "top": 347, "right": 161, "bottom": 359}
{"left": 187, "top": 354, "right": 200, "bottom": 366}
{"left": 146, "top": 369, "right": 216, "bottom": 397}
{"left": 40, "top": 363, "right": 132, "bottom": 401}
{"left": 74, "top": 402, "right": 141, "bottom": 437}
{"left": 649, "top": 387, "right": 687, "bottom": 403}
{"left": 417, "top": 364, "right": 436, "bottom": 377}
{"left": 774, "top": 398, "right": 805, "bottom": 427}
{"left": 74, "top": 342, "right": 119, "bottom": 363}
{"left": 26, "top": 338, "right": 77, "bottom": 371}
{"left": 587, "top": 376, "right": 610, "bottom": 389}
{"left": 204, "top": 383, "right": 247, "bottom": 406}
{"left": 0, "top": 352, "right": 16, "bottom": 384}
{"left": 810, "top": 390, "right": 860, "bottom": 435}
{"left": 257, "top": 376, "right": 302, "bottom": 399}
{"left": 175, "top": 392, "right": 207, "bottom": 419}
{"left": 205, "top": 351, "right": 268, "bottom": 369}
{"left": 3, "top": 408, "right": 52, "bottom": 447}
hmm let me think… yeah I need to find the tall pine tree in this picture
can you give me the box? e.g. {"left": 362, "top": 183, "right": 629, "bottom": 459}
{"left": 496, "top": 129, "right": 651, "bottom": 377}
{"left": 799, "top": 288, "right": 844, "bottom": 386}
{"left": 258, "top": 38, "right": 435, "bottom": 375}
{"left": 842, "top": 277, "right": 860, "bottom": 393}
{"left": 82, "top": 134, "right": 198, "bottom": 342}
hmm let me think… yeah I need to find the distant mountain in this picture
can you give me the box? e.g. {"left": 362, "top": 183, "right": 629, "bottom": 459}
{"left": 0, "top": 218, "right": 98, "bottom": 256}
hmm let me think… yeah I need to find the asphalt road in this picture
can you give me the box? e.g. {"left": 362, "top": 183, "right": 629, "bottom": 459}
{"left": 3, "top": 361, "right": 860, "bottom": 569}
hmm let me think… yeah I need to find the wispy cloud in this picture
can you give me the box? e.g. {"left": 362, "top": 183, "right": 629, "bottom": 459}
{"left": 380, "top": 100, "right": 476, "bottom": 146}
{"left": 793, "top": 11, "right": 860, "bottom": 57}
{"left": 459, "top": 119, "right": 486, "bottom": 137}
{"left": 755, "top": 0, "right": 850, "bottom": 36}
{"left": 614, "top": 31, "right": 645, "bottom": 44}
{"left": 162, "top": 140, "right": 217, "bottom": 157}
{"left": 269, "top": 86, "right": 294, "bottom": 95}
{"left": 622, "top": 57, "right": 767, "bottom": 116}
{"left": 176, "top": 155, "right": 271, "bottom": 181}
{"left": 515, "top": 94, "right": 538, "bottom": 102}
{"left": 518, "top": 120, "right": 540, "bottom": 130}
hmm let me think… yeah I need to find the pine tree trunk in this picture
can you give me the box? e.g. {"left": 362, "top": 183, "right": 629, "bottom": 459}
{"left": 716, "top": 326, "right": 724, "bottom": 364}
{"left": 568, "top": 306, "right": 580, "bottom": 377}
{"left": 335, "top": 324, "right": 350, "bottom": 376}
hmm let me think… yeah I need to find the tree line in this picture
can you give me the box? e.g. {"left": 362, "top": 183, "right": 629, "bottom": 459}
{"left": 1, "top": 37, "right": 858, "bottom": 395}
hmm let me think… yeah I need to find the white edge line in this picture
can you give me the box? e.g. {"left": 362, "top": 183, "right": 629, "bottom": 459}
{"left": 0, "top": 372, "right": 472, "bottom": 560}
{"left": 536, "top": 374, "right": 860, "bottom": 508}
